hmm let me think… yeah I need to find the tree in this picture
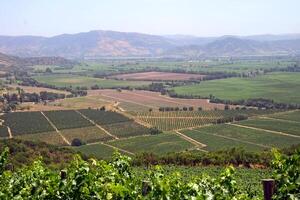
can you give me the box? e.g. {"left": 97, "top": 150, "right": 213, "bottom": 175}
{"left": 45, "top": 67, "right": 53, "bottom": 73}
{"left": 71, "top": 138, "right": 84, "bottom": 146}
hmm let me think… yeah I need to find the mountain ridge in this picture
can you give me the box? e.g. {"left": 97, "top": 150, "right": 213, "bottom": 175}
{"left": 1, "top": 30, "right": 300, "bottom": 58}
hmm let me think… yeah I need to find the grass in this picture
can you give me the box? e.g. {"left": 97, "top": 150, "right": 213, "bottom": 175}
{"left": 60, "top": 126, "right": 112, "bottom": 143}
{"left": 107, "top": 132, "right": 194, "bottom": 154}
{"left": 193, "top": 124, "right": 300, "bottom": 148}
{"left": 50, "top": 96, "right": 111, "bottom": 109}
{"left": 16, "top": 131, "right": 67, "bottom": 146}
{"left": 173, "top": 72, "right": 300, "bottom": 104}
{"left": 268, "top": 110, "right": 300, "bottom": 122}
{"left": 237, "top": 118, "right": 300, "bottom": 136}
{"left": 72, "top": 143, "right": 116, "bottom": 159}
{"left": 181, "top": 129, "right": 265, "bottom": 152}
{"left": 33, "top": 74, "right": 151, "bottom": 88}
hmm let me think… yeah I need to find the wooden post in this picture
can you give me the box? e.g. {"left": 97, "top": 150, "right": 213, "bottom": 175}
{"left": 142, "top": 181, "right": 151, "bottom": 196}
{"left": 262, "top": 179, "right": 275, "bottom": 200}
{"left": 60, "top": 170, "right": 67, "bottom": 180}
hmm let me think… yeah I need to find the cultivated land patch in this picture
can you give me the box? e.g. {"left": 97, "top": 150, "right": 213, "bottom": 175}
{"left": 131, "top": 109, "right": 284, "bottom": 131}
{"left": 1, "top": 112, "right": 54, "bottom": 135}
{"left": 0, "top": 126, "right": 9, "bottom": 138}
{"left": 109, "top": 71, "right": 206, "bottom": 81}
{"left": 107, "top": 132, "right": 195, "bottom": 155}
{"left": 16, "top": 131, "right": 67, "bottom": 146}
{"left": 267, "top": 110, "right": 300, "bottom": 122}
{"left": 44, "top": 110, "right": 92, "bottom": 130}
{"left": 33, "top": 74, "right": 151, "bottom": 88}
{"left": 172, "top": 72, "right": 300, "bottom": 104}
{"left": 92, "top": 89, "right": 227, "bottom": 111}
{"left": 72, "top": 143, "right": 116, "bottom": 159}
{"left": 102, "top": 121, "right": 151, "bottom": 138}
{"left": 181, "top": 129, "right": 265, "bottom": 152}
{"left": 8, "top": 85, "right": 71, "bottom": 95}
{"left": 60, "top": 126, "right": 112, "bottom": 144}
{"left": 192, "top": 124, "right": 300, "bottom": 149}
{"left": 236, "top": 118, "right": 300, "bottom": 137}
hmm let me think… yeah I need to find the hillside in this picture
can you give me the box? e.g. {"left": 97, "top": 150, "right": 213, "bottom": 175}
{"left": 0, "top": 52, "right": 75, "bottom": 70}
{"left": 1, "top": 30, "right": 300, "bottom": 58}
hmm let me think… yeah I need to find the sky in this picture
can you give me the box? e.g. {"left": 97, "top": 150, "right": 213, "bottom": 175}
{"left": 1, "top": 0, "right": 300, "bottom": 37}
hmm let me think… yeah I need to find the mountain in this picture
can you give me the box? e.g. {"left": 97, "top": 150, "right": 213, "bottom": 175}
{"left": 168, "top": 37, "right": 300, "bottom": 57}
{"left": 0, "top": 30, "right": 300, "bottom": 58}
{"left": 0, "top": 30, "right": 174, "bottom": 59}
{"left": 0, "top": 52, "right": 75, "bottom": 70}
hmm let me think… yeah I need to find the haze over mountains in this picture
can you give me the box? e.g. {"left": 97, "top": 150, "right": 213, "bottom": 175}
{"left": 1, "top": 30, "right": 300, "bottom": 59}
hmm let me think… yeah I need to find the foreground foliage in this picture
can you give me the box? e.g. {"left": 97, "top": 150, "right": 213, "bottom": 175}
{"left": 0, "top": 147, "right": 299, "bottom": 199}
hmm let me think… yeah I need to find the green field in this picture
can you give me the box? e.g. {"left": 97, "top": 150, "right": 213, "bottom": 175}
{"left": 60, "top": 126, "right": 112, "bottom": 143}
{"left": 33, "top": 74, "right": 152, "bottom": 88}
{"left": 16, "top": 131, "right": 67, "bottom": 146}
{"left": 79, "top": 60, "right": 295, "bottom": 74}
{"left": 188, "top": 124, "right": 300, "bottom": 149}
{"left": 72, "top": 143, "right": 116, "bottom": 159}
{"left": 268, "top": 110, "right": 300, "bottom": 122}
{"left": 108, "top": 132, "right": 194, "bottom": 154}
{"left": 182, "top": 128, "right": 265, "bottom": 152}
{"left": 237, "top": 118, "right": 300, "bottom": 136}
{"left": 173, "top": 72, "right": 300, "bottom": 104}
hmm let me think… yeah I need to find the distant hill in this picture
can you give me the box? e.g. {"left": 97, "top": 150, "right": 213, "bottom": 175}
{"left": 1, "top": 30, "right": 300, "bottom": 58}
{"left": 0, "top": 52, "right": 75, "bottom": 70}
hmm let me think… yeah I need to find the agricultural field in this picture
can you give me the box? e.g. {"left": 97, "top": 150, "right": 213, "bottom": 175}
{"left": 0, "top": 126, "right": 9, "bottom": 138}
{"left": 92, "top": 89, "right": 228, "bottom": 111}
{"left": 78, "top": 109, "right": 132, "bottom": 125}
{"left": 79, "top": 59, "right": 296, "bottom": 74}
{"left": 187, "top": 124, "right": 300, "bottom": 149}
{"left": 266, "top": 110, "right": 300, "bottom": 122}
{"left": 182, "top": 129, "right": 266, "bottom": 152}
{"left": 109, "top": 71, "right": 205, "bottom": 81}
{"left": 32, "top": 74, "right": 152, "bottom": 88}
{"left": 107, "top": 132, "right": 194, "bottom": 155}
{"left": 1, "top": 112, "right": 54, "bottom": 135}
{"left": 8, "top": 85, "right": 71, "bottom": 95}
{"left": 102, "top": 121, "right": 151, "bottom": 138}
{"left": 44, "top": 110, "right": 92, "bottom": 130}
{"left": 173, "top": 72, "right": 300, "bottom": 104}
{"left": 132, "top": 109, "right": 284, "bottom": 131}
{"left": 16, "top": 131, "right": 67, "bottom": 146}
{"left": 72, "top": 143, "right": 117, "bottom": 159}
{"left": 236, "top": 118, "right": 300, "bottom": 136}
{"left": 60, "top": 126, "right": 112, "bottom": 143}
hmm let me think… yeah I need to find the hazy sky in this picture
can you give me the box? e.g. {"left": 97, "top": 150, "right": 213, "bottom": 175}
{"left": 1, "top": 0, "right": 300, "bottom": 37}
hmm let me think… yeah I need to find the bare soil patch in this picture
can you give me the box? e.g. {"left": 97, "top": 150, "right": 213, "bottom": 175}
{"left": 89, "top": 89, "right": 229, "bottom": 111}
{"left": 109, "top": 71, "right": 205, "bottom": 81}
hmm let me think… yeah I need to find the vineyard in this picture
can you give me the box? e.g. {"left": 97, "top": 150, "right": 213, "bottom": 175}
{"left": 44, "top": 110, "right": 92, "bottom": 130}
{"left": 1, "top": 112, "right": 54, "bottom": 135}
{"left": 0, "top": 147, "right": 299, "bottom": 199}
{"left": 132, "top": 109, "right": 284, "bottom": 131}
{"left": 0, "top": 126, "right": 8, "bottom": 138}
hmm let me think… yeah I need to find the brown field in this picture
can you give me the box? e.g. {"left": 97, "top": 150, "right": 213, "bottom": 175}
{"left": 18, "top": 96, "right": 113, "bottom": 111}
{"left": 109, "top": 71, "right": 205, "bottom": 81}
{"left": 9, "top": 85, "right": 71, "bottom": 95}
{"left": 88, "top": 89, "right": 229, "bottom": 111}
